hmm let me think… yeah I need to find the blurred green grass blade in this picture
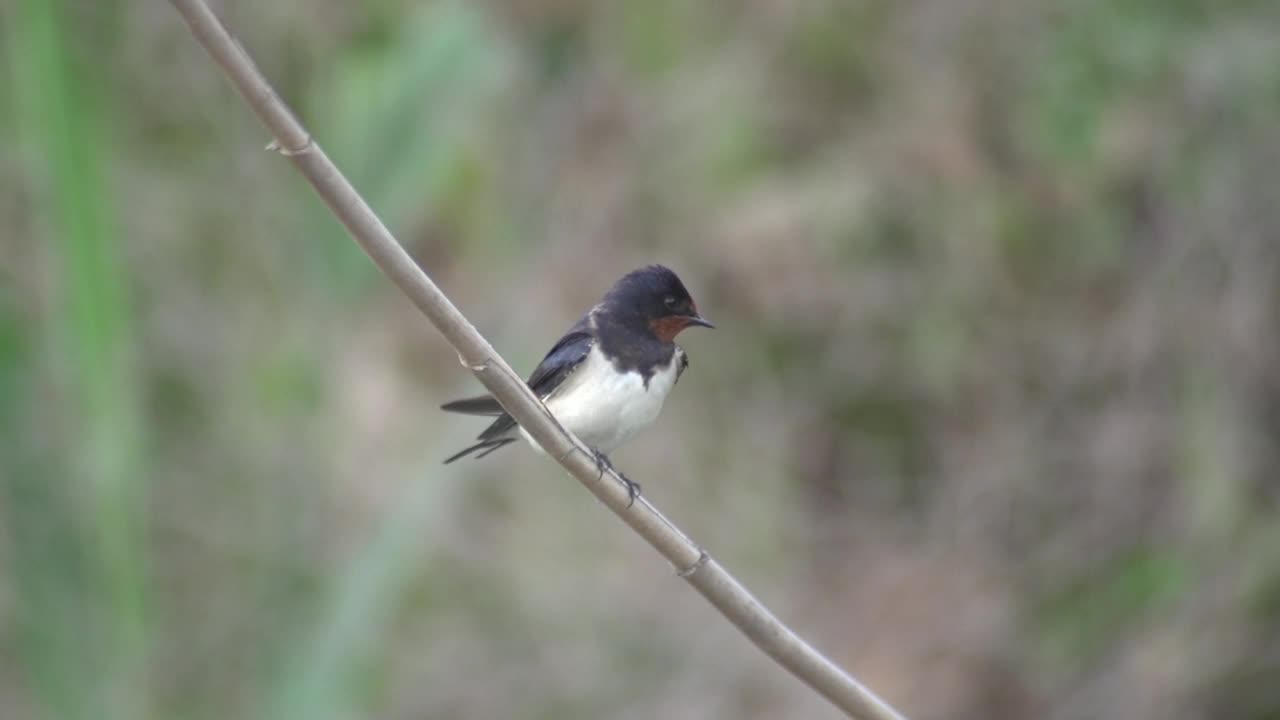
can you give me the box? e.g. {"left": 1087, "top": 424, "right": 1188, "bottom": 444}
{"left": 1035, "top": 547, "right": 1190, "bottom": 667}
{"left": 266, "top": 8, "right": 510, "bottom": 715}
{"left": 0, "top": 281, "right": 24, "bottom": 444}
{"left": 2, "top": 458, "right": 98, "bottom": 720}
{"left": 6, "top": 0, "right": 149, "bottom": 717}
{"left": 303, "top": 2, "right": 510, "bottom": 291}
{"left": 0, "top": 280, "right": 97, "bottom": 720}
{"left": 269, "top": 477, "right": 443, "bottom": 720}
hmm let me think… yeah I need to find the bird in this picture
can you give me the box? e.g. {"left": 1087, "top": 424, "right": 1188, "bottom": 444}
{"left": 440, "top": 265, "right": 714, "bottom": 501}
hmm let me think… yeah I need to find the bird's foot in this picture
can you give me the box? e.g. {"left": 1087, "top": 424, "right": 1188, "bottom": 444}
{"left": 592, "top": 448, "right": 641, "bottom": 508}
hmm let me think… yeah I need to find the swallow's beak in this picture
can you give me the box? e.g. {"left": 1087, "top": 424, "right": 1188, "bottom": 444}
{"left": 683, "top": 313, "right": 715, "bottom": 329}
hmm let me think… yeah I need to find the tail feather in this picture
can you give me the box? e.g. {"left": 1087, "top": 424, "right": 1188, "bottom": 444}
{"left": 472, "top": 438, "right": 517, "bottom": 459}
{"left": 443, "top": 437, "right": 517, "bottom": 464}
{"left": 440, "top": 394, "right": 504, "bottom": 416}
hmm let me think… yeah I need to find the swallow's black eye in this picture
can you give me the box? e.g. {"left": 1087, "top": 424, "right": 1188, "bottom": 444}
{"left": 663, "top": 296, "right": 677, "bottom": 309}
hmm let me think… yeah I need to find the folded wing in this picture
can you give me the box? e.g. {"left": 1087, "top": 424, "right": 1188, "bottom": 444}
{"left": 440, "top": 318, "right": 595, "bottom": 462}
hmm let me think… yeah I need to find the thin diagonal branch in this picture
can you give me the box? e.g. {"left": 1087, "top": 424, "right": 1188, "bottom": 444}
{"left": 165, "top": 2, "right": 908, "bottom": 718}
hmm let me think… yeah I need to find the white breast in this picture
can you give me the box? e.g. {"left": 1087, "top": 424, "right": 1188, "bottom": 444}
{"left": 520, "top": 344, "right": 683, "bottom": 455}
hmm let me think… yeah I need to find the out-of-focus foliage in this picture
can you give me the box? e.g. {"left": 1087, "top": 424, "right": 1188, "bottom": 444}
{"left": 3, "top": 0, "right": 1279, "bottom": 718}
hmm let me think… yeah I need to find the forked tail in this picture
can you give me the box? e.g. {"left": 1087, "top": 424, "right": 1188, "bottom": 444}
{"left": 442, "top": 437, "right": 517, "bottom": 464}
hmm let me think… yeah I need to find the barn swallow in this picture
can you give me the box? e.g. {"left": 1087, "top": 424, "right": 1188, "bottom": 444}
{"left": 441, "top": 265, "right": 713, "bottom": 502}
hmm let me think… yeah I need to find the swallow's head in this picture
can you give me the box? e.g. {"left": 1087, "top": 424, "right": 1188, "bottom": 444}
{"left": 603, "top": 265, "right": 714, "bottom": 342}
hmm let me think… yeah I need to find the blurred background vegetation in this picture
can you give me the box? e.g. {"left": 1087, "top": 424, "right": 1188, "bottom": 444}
{"left": 3, "top": 0, "right": 1280, "bottom": 718}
